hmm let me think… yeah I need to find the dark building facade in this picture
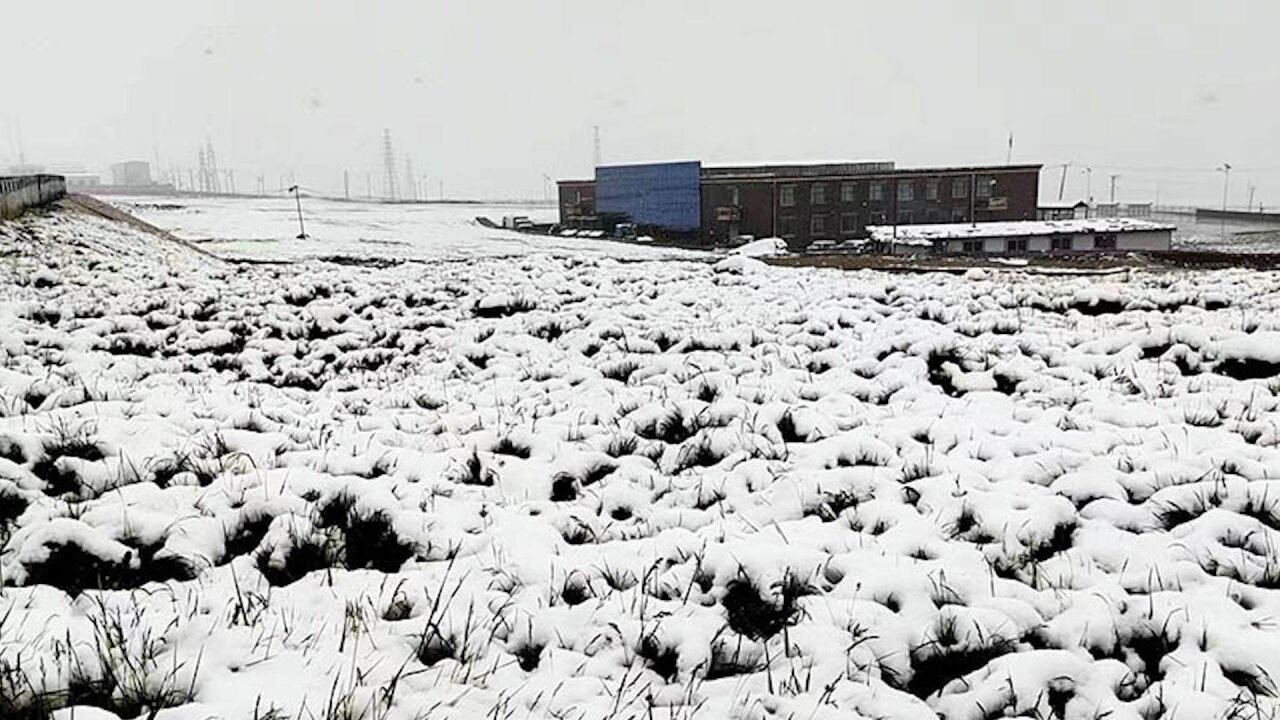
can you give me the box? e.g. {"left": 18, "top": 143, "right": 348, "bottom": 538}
{"left": 558, "top": 161, "right": 1042, "bottom": 248}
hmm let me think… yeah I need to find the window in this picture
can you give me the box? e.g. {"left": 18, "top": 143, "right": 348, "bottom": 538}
{"left": 976, "top": 176, "right": 993, "bottom": 199}
{"left": 926, "top": 179, "right": 939, "bottom": 200}
{"left": 925, "top": 208, "right": 943, "bottom": 222}
{"left": 811, "top": 184, "right": 826, "bottom": 205}
{"left": 811, "top": 214, "right": 827, "bottom": 236}
{"left": 1007, "top": 238, "right": 1028, "bottom": 253}
{"left": 897, "top": 181, "right": 914, "bottom": 202}
{"left": 870, "top": 181, "right": 885, "bottom": 202}
{"left": 841, "top": 182, "right": 855, "bottom": 203}
{"left": 1051, "top": 235, "right": 1072, "bottom": 251}
{"left": 961, "top": 239, "right": 982, "bottom": 253}
{"left": 952, "top": 207, "right": 968, "bottom": 222}
{"left": 1095, "top": 233, "right": 1117, "bottom": 250}
{"left": 780, "top": 185, "right": 796, "bottom": 207}
{"left": 729, "top": 186, "right": 739, "bottom": 206}
{"left": 897, "top": 210, "right": 914, "bottom": 224}
{"left": 840, "top": 212, "right": 858, "bottom": 234}
{"left": 871, "top": 211, "right": 888, "bottom": 224}
{"left": 571, "top": 189, "right": 581, "bottom": 204}
{"left": 952, "top": 177, "right": 968, "bottom": 199}
{"left": 779, "top": 214, "right": 796, "bottom": 237}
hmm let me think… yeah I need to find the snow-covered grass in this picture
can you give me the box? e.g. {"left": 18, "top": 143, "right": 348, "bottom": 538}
{"left": 4, "top": 204, "right": 1280, "bottom": 719}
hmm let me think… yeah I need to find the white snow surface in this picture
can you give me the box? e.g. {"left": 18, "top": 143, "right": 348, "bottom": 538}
{"left": 2, "top": 202, "right": 1280, "bottom": 719}
{"left": 109, "top": 194, "right": 708, "bottom": 263}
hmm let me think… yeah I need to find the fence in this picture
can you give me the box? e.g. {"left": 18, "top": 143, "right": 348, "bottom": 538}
{"left": 1, "top": 174, "right": 67, "bottom": 220}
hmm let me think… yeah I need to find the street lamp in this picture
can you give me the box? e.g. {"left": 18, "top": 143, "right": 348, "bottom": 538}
{"left": 288, "top": 185, "right": 308, "bottom": 239}
{"left": 1218, "top": 163, "right": 1232, "bottom": 212}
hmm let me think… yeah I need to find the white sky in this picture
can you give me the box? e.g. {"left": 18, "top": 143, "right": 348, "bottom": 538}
{"left": 7, "top": 1, "right": 1280, "bottom": 206}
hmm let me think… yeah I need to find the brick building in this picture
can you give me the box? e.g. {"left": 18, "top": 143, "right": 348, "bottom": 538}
{"left": 556, "top": 179, "right": 595, "bottom": 227}
{"left": 558, "top": 160, "right": 1042, "bottom": 249}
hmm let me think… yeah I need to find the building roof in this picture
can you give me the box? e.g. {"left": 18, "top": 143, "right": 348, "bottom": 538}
{"left": 560, "top": 161, "right": 1045, "bottom": 184}
{"left": 1038, "top": 200, "right": 1088, "bottom": 209}
{"left": 867, "top": 218, "right": 1175, "bottom": 245}
{"left": 702, "top": 162, "right": 1042, "bottom": 182}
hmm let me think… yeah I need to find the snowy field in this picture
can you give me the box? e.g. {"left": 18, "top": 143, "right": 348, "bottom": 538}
{"left": 4, "top": 204, "right": 1280, "bottom": 719}
{"left": 108, "top": 194, "right": 704, "bottom": 263}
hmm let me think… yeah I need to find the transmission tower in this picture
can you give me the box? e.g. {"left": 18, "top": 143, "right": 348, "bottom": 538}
{"left": 197, "top": 147, "right": 208, "bottom": 193}
{"left": 382, "top": 129, "right": 398, "bottom": 200}
{"left": 206, "top": 141, "right": 221, "bottom": 194}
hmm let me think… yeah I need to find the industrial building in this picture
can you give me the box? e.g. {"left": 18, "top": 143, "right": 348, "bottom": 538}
{"left": 110, "top": 161, "right": 153, "bottom": 188}
{"left": 867, "top": 217, "right": 1174, "bottom": 255}
{"left": 558, "top": 160, "right": 1042, "bottom": 248}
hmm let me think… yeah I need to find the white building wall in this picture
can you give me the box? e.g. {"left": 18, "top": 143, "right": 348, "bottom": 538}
{"left": 931, "top": 228, "right": 1170, "bottom": 254}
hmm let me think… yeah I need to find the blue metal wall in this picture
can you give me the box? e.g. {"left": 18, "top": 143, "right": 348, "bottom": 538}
{"left": 595, "top": 161, "right": 701, "bottom": 231}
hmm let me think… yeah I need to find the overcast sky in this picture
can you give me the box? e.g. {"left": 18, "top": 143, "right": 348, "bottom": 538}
{"left": 7, "top": 1, "right": 1280, "bottom": 206}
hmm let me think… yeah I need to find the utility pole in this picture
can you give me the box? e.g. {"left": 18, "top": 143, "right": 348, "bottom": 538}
{"left": 1219, "top": 163, "right": 1231, "bottom": 211}
{"left": 15, "top": 117, "right": 25, "bottom": 166}
{"left": 1248, "top": 182, "right": 1256, "bottom": 213}
{"left": 1057, "top": 163, "right": 1071, "bottom": 201}
{"left": 1108, "top": 174, "right": 1119, "bottom": 203}
{"left": 365, "top": 172, "right": 371, "bottom": 199}
{"left": 288, "top": 185, "right": 308, "bottom": 239}
{"left": 593, "top": 125, "right": 601, "bottom": 168}
{"left": 1082, "top": 166, "right": 1093, "bottom": 207}
{"left": 1006, "top": 133, "right": 1014, "bottom": 165}
{"left": 343, "top": 170, "right": 350, "bottom": 200}
{"left": 969, "top": 171, "right": 977, "bottom": 227}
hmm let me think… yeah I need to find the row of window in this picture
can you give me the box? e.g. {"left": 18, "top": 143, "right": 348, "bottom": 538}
{"left": 769, "top": 176, "right": 994, "bottom": 207}
{"left": 956, "top": 234, "right": 1117, "bottom": 253}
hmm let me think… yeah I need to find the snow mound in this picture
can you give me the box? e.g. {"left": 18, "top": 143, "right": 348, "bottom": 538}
{"left": 731, "top": 237, "right": 788, "bottom": 257}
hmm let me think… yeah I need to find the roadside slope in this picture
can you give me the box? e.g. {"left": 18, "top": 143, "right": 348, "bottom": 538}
{"left": 0, "top": 195, "right": 221, "bottom": 291}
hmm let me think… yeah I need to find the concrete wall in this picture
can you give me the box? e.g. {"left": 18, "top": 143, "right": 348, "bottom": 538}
{"left": 0, "top": 175, "right": 66, "bottom": 220}
{"left": 1116, "top": 230, "right": 1172, "bottom": 251}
